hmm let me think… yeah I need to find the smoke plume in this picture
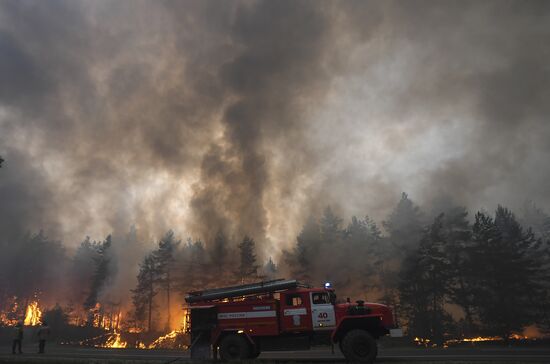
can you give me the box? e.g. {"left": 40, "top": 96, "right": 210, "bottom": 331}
{"left": 1, "top": 0, "right": 549, "bottom": 261}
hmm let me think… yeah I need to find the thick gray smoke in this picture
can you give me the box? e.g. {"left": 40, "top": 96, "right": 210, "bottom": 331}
{"left": 1, "top": 0, "right": 549, "bottom": 262}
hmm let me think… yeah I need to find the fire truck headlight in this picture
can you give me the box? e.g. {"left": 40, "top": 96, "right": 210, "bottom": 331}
{"left": 324, "top": 282, "right": 332, "bottom": 289}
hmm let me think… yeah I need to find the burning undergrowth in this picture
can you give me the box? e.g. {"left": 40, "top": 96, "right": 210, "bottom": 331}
{"left": 413, "top": 327, "right": 550, "bottom": 348}
{"left": 146, "top": 330, "right": 188, "bottom": 350}
{"left": 59, "top": 329, "right": 189, "bottom": 350}
{"left": 0, "top": 298, "right": 190, "bottom": 350}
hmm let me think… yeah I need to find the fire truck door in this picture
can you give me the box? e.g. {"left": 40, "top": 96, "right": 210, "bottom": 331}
{"left": 281, "top": 292, "right": 311, "bottom": 331}
{"left": 310, "top": 292, "right": 336, "bottom": 330}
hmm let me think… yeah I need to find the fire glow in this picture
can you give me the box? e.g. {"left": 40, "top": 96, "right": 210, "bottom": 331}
{"left": 0, "top": 296, "right": 19, "bottom": 326}
{"left": 24, "top": 301, "right": 42, "bottom": 326}
{"left": 415, "top": 333, "right": 539, "bottom": 348}
{"left": 148, "top": 330, "right": 180, "bottom": 349}
{"left": 89, "top": 303, "right": 122, "bottom": 331}
{"left": 101, "top": 331, "right": 127, "bottom": 348}
{"left": 146, "top": 314, "right": 189, "bottom": 349}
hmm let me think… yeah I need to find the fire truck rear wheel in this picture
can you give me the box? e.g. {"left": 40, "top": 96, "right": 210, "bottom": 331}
{"left": 341, "top": 329, "right": 377, "bottom": 363}
{"left": 219, "top": 334, "right": 251, "bottom": 361}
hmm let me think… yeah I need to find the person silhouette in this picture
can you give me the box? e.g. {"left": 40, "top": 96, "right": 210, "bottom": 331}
{"left": 12, "top": 322, "right": 23, "bottom": 354}
{"left": 36, "top": 322, "right": 51, "bottom": 354}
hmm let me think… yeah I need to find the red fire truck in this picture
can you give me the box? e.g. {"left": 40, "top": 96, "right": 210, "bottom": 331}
{"left": 185, "top": 279, "right": 402, "bottom": 362}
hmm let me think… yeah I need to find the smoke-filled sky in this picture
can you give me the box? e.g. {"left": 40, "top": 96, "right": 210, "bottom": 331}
{"left": 1, "top": 0, "right": 549, "bottom": 258}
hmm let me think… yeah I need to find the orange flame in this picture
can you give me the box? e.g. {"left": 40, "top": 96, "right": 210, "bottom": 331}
{"left": 101, "top": 331, "right": 127, "bottom": 348}
{"left": 24, "top": 301, "right": 42, "bottom": 326}
{"left": 416, "top": 333, "right": 538, "bottom": 348}
{"left": 0, "top": 297, "right": 19, "bottom": 326}
{"left": 148, "top": 330, "right": 181, "bottom": 349}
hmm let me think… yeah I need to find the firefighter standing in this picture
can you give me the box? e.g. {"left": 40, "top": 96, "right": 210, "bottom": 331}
{"left": 36, "top": 322, "right": 51, "bottom": 354}
{"left": 12, "top": 322, "right": 23, "bottom": 354}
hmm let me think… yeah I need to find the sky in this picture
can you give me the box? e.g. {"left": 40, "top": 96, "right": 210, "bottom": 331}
{"left": 1, "top": 0, "right": 549, "bottom": 259}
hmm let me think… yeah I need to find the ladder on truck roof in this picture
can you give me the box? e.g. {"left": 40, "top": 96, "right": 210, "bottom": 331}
{"left": 185, "top": 278, "right": 300, "bottom": 304}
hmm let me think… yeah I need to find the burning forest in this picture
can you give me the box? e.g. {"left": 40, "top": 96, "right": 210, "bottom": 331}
{"left": 0, "top": 198, "right": 549, "bottom": 349}
{"left": 1, "top": 0, "right": 550, "bottom": 354}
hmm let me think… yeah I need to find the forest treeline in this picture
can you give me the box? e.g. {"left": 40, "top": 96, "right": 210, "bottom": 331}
{"left": 0, "top": 193, "right": 549, "bottom": 343}
{"left": 283, "top": 194, "right": 550, "bottom": 342}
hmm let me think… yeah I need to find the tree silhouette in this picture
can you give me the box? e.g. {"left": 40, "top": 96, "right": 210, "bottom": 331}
{"left": 381, "top": 193, "right": 424, "bottom": 309}
{"left": 210, "top": 229, "right": 228, "bottom": 283}
{"left": 153, "top": 230, "right": 180, "bottom": 331}
{"left": 442, "top": 206, "right": 475, "bottom": 335}
{"left": 399, "top": 214, "right": 452, "bottom": 344}
{"left": 236, "top": 236, "right": 259, "bottom": 283}
{"left": 131, "top": 254, "right": 158, "bottom": 332}
{"left": 283, "top": 216, "right": 320, "bottom": 283}
{"left": 263, "top": 257, "right": 278, "bottom": 280}
{"left": 84, "top": 235, "right": 113, "bottom": 311}
{"left": 469, "top": 207, "right": 545, "bottom": 338}
{"left": 320, "top": 206, "right": 343, "bottom": 245}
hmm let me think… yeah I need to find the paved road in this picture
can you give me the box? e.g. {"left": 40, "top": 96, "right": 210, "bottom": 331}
{"left": 1, "top": 344, "right": 550, "bottom": 362}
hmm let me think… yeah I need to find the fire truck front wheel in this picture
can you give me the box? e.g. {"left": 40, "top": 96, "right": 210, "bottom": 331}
{"left": 219, "top": 334, "right": 251, "bottom": 361}
{"left": 340, "top": 329, "right": 377, "bottom": 363}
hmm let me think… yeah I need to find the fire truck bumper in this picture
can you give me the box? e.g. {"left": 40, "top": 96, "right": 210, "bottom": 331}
{"left": 389, "top": 328, "right": 404, "bottom": 337}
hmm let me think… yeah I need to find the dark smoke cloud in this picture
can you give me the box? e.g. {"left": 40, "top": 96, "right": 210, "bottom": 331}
{"left": 1, "top": 0, "right": 549, "bottom": 266}
{"left": 190, "top": 1, "right": 338, "bottom": 245}
{"left": 0, "top": 147, "right": 59, "bottom": 241}
{"left": 396, "top": 1, "right": 550, "bottom": 210}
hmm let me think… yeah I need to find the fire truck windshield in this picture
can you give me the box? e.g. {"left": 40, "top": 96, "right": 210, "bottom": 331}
{"left": 312, "top": 292, "right": 330, "bottom": 304}
{"left": 329, "top": 291, "right": 336, "bottom": 305}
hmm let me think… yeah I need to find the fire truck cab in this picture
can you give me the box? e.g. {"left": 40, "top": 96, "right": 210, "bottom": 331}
{"left": 185, "top": 279, "right": 401, "bottom": 363}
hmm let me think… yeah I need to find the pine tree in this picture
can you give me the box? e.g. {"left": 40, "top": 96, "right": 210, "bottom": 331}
{"left": 84, "top": 235, "right": 113, "bottom": 311}
{"left": 398, "top": 243, "right": 430, "bottom": 338}
{"left": 8, "top": 231, "right": 66, "bottom": 309}
{"left": 263, "top": 257, "right": 278, "bottom": 280}
{"left": 71, "top": 237, "right": 99, "bottom": 306}
{"left": 236, "top": 236, "right": 259, "bottom": 283}
{"left": 383, "top": 192, "right": 424, "bottom": 254}
{"left": 131, "top": 254, "right": 158, "bottom": 332}
{"left": 468, "top": 207, "right": 545, "bottom": 338}
{"left": 364, "top": 217, "right": 385, "bottom": 292}
{"left": 399, "top": 214, "right": 452, "bottom": 344}
{"left": 178, "top": 238, "right": 208, "bottom": 294}
{"left": 210, "top": 229, "right": 228, "bottom": 282}
{"left": 344, "top": 216, "right": 380, "bottom": 290}
{"left": 538, "top": 239, "right": 550, "bottom": 333}
{"left": 345, "top": 216, "right": 368, "bottom": 246}
{"left": 366, "top": 216, "right": 383, "bottom": 243}
{"left": 520, "top": 201, "right": 550, "bottom": 242}
{"left": 441, "top": 206, "right": 476, "bottom": 335}
{"left": 381, "top": 193, "right": 423, "bottom": 309}
{"left": 190, "top": 239, "right": 207, "bottom": 288}
{"left": 320, "top": 206, "right": 343, "bottom": 245}
{"left": 283, "top": 216, "right": 320, "bottom": 283}
{"left": 153, "top": 230, "right": 180, "bottom": 331}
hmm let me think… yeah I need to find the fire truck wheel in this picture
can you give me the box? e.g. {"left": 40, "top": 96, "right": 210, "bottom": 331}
{"left": 341, "top": 329, "right": 377, "bottom": 363}
{"left": 219, "top": 334, "right": 251, "bottom": 361}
